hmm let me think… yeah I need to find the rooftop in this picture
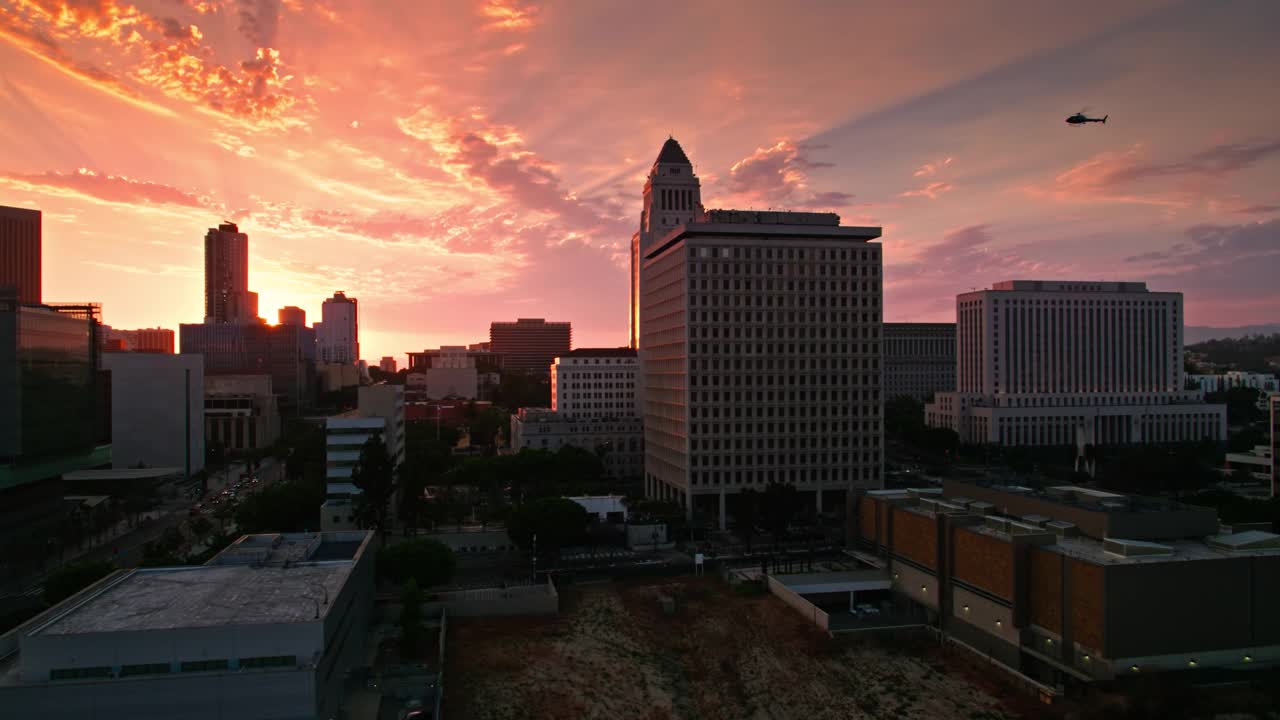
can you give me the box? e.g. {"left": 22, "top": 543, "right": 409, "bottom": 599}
{"left": 562, "top": 347, "right": 637, "bottom": 358}
{"left": 27, "top": 532, "right": 369, "bottom": 636}
{"left": 655, "top": 136, "right": 690, "bottom": 165}
{"left": 63, "top": 467, "right": 182, "bottom": 482}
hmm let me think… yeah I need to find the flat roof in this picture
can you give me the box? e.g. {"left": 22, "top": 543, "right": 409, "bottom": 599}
{"left": 645, "top": 221, "right": 882, "bottom": 261}
{"left": 31, "top": 563, "right": 352, "bottom": 636}
{"left": 1049, "top": 535, "right": 1280, "bottom": 565}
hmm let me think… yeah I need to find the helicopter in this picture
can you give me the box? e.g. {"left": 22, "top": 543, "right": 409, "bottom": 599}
{"left": 1066, "top": 110, "right": 1107, "bottom": 125}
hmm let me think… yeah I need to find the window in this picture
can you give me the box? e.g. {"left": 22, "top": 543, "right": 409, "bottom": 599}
{"left": 121, "top": 663, "right": 171, "bottom": 677}
{"left": 181, "top": 659, "right": 230, "bottom": 673}
{"left": 50, "top": 666, "right": 113, "bottom": 681}
{"left": 240, "top": 655, "right": 297, "bottom": 669}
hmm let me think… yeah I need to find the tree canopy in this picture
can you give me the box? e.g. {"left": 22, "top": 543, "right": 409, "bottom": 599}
{"left": 236, "top": 479, "right": 323, "bottom": 533}
{"left": 352, "top": 435, "right": 396, "bottom": 532}
{"left": 378, "top": 537, "right": 457, "bottom": 588}
{"left": 506, "top": 497, "right": 590, "bottom": 555}
{"left": 44, "top": 560, "right": 116, "bottom": 605}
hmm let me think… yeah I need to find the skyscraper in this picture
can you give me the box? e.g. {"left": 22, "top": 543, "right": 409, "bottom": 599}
{"left": 278, "top": 306, "right": 306, "bottom": 327}
{"left": 318, "top": 291, "right": 358, "bottom": 364}
{"left": 641, "top": 208, "right": 885, "bottom": 526}
{"left": 630, "top": 137, "right": 703, "bottom": 349}
{"left": 0, "top": 205, "right": 41, "bottom": 305}
{"left": 204, "top": 222, "right": 259, "bottom": 324}
{"left": 924, "top": 280, "right": 1227, "bottom": 446}
{"left": 883, "top": 323, "right": 956, "bottom": 402}
{"left": 489, "top": 318, "right": 571, "bottom": 374}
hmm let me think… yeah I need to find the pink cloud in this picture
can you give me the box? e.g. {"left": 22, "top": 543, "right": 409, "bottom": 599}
{"left": 479, "top": 0, "right": 539, "bottom": 31}
{"left": 0, "top": 168, "right": 208, "bottom": 207}
{"left": 720, "top": 140, "right": 854, "bottom": 209}
{"left": 899, "top": 181, "right": 954, "bottom": 200}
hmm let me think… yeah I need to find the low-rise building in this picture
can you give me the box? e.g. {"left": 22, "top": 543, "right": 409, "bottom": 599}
{"left": 853, "top": 481, "right": 1280, "bottom": 685}
{"left": 102, "top": 352, "right": 204, "bottom": 474}
{"left": 204, "top": 373, "right": 280, "bottom": 454}
{"left": 1189, "top": 371, "right": 1279, "bottom": 395}
{"left": 1271, "top": 394, "right": 1279, "bottom": 498}
{"left": 0, "top": 531, "right": 375, "bottom": 720}
{"left": 509, "top": 408, "right": 643, "bottom": 479}
{"left": 322, "top": 386, "right": 405, "bottom": 531}
{"left": 567, "top": 495, "right": 628, "bottom": 523}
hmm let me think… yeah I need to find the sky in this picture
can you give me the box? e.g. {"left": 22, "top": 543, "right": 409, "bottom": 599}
{"left": 1, "top": 0, "right": 1278, "bottom": 364}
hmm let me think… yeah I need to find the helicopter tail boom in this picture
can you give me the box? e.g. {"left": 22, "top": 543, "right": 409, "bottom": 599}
{"left": 1102, "top": 115, "right": 1108, "bottom": 124}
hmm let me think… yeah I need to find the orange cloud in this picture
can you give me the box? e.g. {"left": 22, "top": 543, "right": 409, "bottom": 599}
{"left": 479, "top": 0, "right": 538, "bottom": 31}
{"left": 900, "top": 181, "right": 954, "bottom": 199}
{"left": 913, "top": 157, "right": 953, "bottom": 177}
{"left": 720, "top": 140, "right": 854, "bottom": 209}
{"left": 0, "top": 168, "right": 209, "bottom": 207}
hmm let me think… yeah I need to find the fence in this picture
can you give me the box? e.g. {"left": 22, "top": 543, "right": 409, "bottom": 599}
{"left": 765, "top": 575, "right": 830, "bottom": 632}
{"left": 425, "top": 577, "right": 558, "bottom": 617}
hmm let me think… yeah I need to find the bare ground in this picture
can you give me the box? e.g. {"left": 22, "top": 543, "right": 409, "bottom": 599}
{"left": 444, "top": 577, "right": 1021, "bottom": 720}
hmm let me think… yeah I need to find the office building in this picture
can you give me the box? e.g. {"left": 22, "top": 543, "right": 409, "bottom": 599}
{"left": 203, "top": 222, "right": 258, "bottom": 324}
{"left": 103, "top": 327, "right": 175, "bottom": 354}
{"left": 180, "top": 322, "right": 315, "bottom": 413}
{"left": 204, "top": 373, "right": 281, "bottom": 453}
{"left": 488, "top": 318, "right": 571, "bottom": 374}
{"left": 102, "top": 353, "right": 204, "bottom": 475}
{"left": 1189, "top": 371, "right": 1279, "bottom": 395}
{"left": 510, "top": 408, "right": 643, "bottom": 479}
{"left": 1271, "top": 394, "right": 1279, "bottom": 498}
{"left": 0, "top": 293, "right": 109, "bottom": 560}
{"left": 925, "top": 281, "right": 1226, "bottom": 446}
{"left": 551, "top": 348, "right": 639, "bottom": 419}
{"left": 630, "top": 137, "right": 704, "bottom": 349}
{"left": 322, "top": 385, "right": 405, "bottom": 531}
{"left": 0, "top": 531, "right": 375, "bottom": 720}
{"left": 405, "top": 346, "right": 478, "bottom": 400}
{"left": 378, "top": 356, "right": 396, "bottom": 374}
{"left": 277, "top": 305, "right": 306, "bottom": 327}
{"left": 317, "top": 292, "right": 358, "bottom": 364}
{"left": 0, "top": 205, "right": 41, "bottom": 304}
{"left": 883, "top": 323, "right": 955, "bottom": 402}
{"left": 854, "top": 481, "right": 1280, "bottom": 684}
{"left": 640, "top": 204, "right": 885, "bottom": 526}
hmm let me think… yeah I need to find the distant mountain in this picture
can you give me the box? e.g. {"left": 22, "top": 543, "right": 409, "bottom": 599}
{"left": 1185, "top": 324, "right": 1280, "bottom": 345}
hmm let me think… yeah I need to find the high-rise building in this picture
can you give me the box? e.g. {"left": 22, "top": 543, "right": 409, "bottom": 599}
{"left": 630, "top": 138, "right": 703, "bottom": 349}
{"left": 203, "top": 222, "right": 259, "bottom": 324}
{"left": 640, "top": 208, "right": 885, "bottom": 526}
{"left": 278, "top": 305, "right": 306, "bottom": 327}
{"left": 378, "top": 356, "right": 396, "bottom": 374}
{"left": 552, "top": 348, "right": 639, "bottom": 419}
{"left": 884, "top": 323, "right": 955, "bottom": 402}
{"left": 488, "top": 318, "right": 571, "bottom": 374}
{"left": 924, "top": 281, "right": 1227, "bottom": 446}
{"left": 180, "top": 322, "right": 315, "bottom": 413}
{"left": 104, "top": 327, "right": 175, "bottom": 353}
{"left": 318, "top": 291, "right": 358, "bottom": 364}
{"left": 0, "top": 205, "right": 41, "bottom": 304}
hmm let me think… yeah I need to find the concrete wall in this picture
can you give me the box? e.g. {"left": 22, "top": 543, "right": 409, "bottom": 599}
{"left": 0, "top": 666, "right": 318, "bottom": 720}
{"left": 951, "top": 528, "right": 1014, "bottom": 601}
{"left": 890, "top": 562, "right": 939, "bottom": 612}
{"left": 104, "top": 353, "right": 204, "bottom": 473}
{"left": 890, "top": 508, "right": 936, "bottom": 569}
{"left": 424, "top": 366, "right": 478, "bottom": 399}
{"left": 425, "top": 580, "right": 558, "bottom": 617}
{"left": 1027, "top": 546, "right": 1064, "bottom": 635}
{"left": 765, "top": 575, "right": 830, "bottom": 632}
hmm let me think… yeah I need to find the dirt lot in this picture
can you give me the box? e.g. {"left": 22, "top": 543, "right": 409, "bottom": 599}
{"left": 444, "top": 577, "right": 1021, "bottom": 720}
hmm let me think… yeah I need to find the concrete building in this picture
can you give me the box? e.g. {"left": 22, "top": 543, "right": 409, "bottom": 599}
{"left": 884, "top": 323, "right": 955, "bottom": 402}
{"left": 102, "top": 353, "right": 204, "bottom": 474}
{"left": 0, "top": 205, "right": 41, "bottom": 304}
{"left": 204, "top": 373, "right": 280, "bottom": 453}
{"left": 322, "top": 385, "right": 405, "bottom": 531}
{"left": 0, "top": 531, "right": 375, "bottom": 720}
{"left": 378, "top": 356, "right": 396, "bottom": 374}
{"left": 510, "top": 408, "right": 643, "bottom": 479}
{"left": 104, "top": 327, "right": 174, "bottom": 354}
{"left": 1272, "top": 394, "right": 1280, "bottom": 498}
{"left": 1189, "top": 371, "right": 1279, "bottom": 395}
{"left": 552, "top": 348, "right": 638, "bottom": 419}
{"left": 317, "top": 292, "right": 358, "bottom": 365}
{"left": 277, "top": 305, "right": 306, "bottom": 327}
{"left": 566, "top": 495, "right": 628, "bottom": 523}
{"left": 407, "top": 346, "right": 502, "bottom": 400}
{"left": 925, "top": 281, "right": 1226, "bottom": 447}
{"left": 630, "top": 137, "right": 704, "bottom": 350}
{"left": 854, "top": 481, "right": 1280, "bottom": 685}
{"left": 640, "top": 207, "right": 885, "bottom": 527}
{"left": 488, "top": 318, "right": 571, "bottom": 374}
{"left": 203, "top": 222, "right": 258, "bottom": 324}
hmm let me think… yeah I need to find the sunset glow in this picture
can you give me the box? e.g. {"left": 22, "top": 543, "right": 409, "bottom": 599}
{"left": 2, "top": 0, "right": 1277, "bottom": 362}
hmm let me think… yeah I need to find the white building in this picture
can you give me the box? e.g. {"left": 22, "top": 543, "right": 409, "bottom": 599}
{"left": 1189, "top": 371, "right": 1279, "bottom": 395}
{"left": 413, "top": 346, "right": 480, "bottom": 400}
{"left": 317, "top": 291, "right": 358, "bottom": 365}
{"left": 102, "top": 352, "right": 204, "bottom": 474}
{"left": 883, "top": 323, "right": 955, "bottom": 402}
{"left": 509, "top": 408, "right": 643, "bottom": 479}
{"left": 641, "top": 207, "right": 885, "bottom": 527}
{"left": 0, "top": 531, "right": 375, "bottom": 720}
{"left": 551, "top": 348, "right": 639, "bottom": 419}
{"left": 322, "top": 385, "right": 405, "bottom": 531}
{"left": 925, "top": 281, "right": 1227, "bottom": 446}
{"left": 566, "top": 495, "right": 628, "bottom": 523}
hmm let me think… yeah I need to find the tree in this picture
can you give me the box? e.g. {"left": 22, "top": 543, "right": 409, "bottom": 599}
{"left": 189, "top": 516, "right": 214, "bottom": 546}
{"left": 377, "top": 538, "right": 457, "bottom": 588}
{"left": 351, "top": 436, "right": 396, "bottom": 533}
{"left": 235, "top": 480, "right": 322, "bottom": 533}
{"left": 398, "top": 579, "right": 425, "bottom": 661}
{"left": 506, "top": 497, "right": 590, "bottom": 557}
{"left": 732, "top": 488, "right": 762, "bottom": 552}
{"left": 44, "top": 560, "right": 115, "bottom": 605}
{"left": 761, "top": 482, "right": 799, "bottom": 549}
